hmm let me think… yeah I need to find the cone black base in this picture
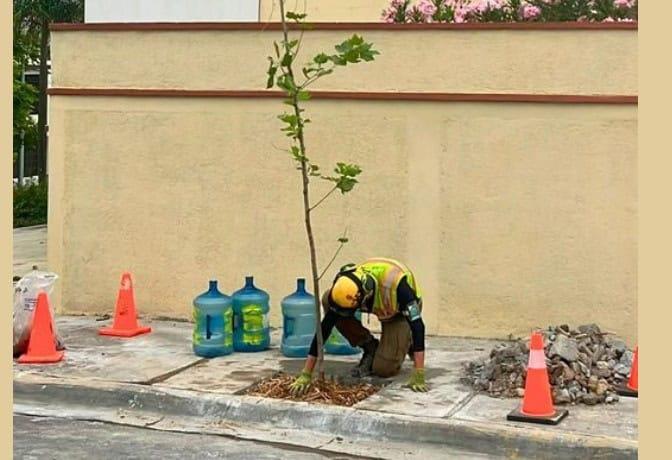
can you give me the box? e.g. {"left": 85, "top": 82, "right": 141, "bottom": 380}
{"left": 616, "top": 385, "right": 638, "bottom": 398}
{"left": 507, "top": 407, "right": 569, "bottom": 425}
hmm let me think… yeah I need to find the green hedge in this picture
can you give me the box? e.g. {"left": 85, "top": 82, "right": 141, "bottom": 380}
{"left": 13, "top": 182, "right": 48, "bottom": 228}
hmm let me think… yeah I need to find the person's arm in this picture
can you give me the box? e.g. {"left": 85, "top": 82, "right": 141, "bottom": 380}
{"left": 396, "top": 278, "right": 425, "bottom": 367}
{"left": 397, "top": 278, "right": 428, "bottom": 392}
{"left": 307, "top": 310, "right": 338, "bottom": 359}
{"left": 405, "top": 305, "right": 426, "bottom": 370}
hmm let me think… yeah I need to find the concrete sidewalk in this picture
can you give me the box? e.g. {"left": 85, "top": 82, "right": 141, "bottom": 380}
{"left": 13, "top": 317, "right": 638, "bottom": 459}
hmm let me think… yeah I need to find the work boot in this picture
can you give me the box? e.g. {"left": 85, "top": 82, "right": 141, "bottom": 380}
{"left": 350, "top": 338, "right": 379, "bottom": 378}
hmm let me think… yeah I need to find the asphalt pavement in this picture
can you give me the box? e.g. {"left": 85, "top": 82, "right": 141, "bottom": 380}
{"left": 13, "top": 414, "right": 355, "bottom": 460}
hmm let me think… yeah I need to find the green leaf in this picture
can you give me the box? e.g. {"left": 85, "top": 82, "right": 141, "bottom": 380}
{"left": 290, "top": 146, "right": 302, "bottom": 160}
{"left": 278, "top": 113, "right": 298, "bottom": 124}
{"left": 266, "top": 59, "right": 278, "bottom": 89}
{"left": 334, "top": 162, "right": 363, "bottom": 177}
{"left": 286, "top": 11, "right": 307, "bottom": 21}
{"left": 336, "top": 177, "right": 358, "bottom": 193}
{"left": 329, "top": 55, "right": 347, "bottom": 66}
{"left": 330, "top": 36, "right": 379, "bottom": 67}
{"left": 344, "top": 49, "right": 359, "bottom": 63}
{"left": 350, "top": 34, "right": 364, "bottom": 46}
{"left": 278, "top": 113, "right": 300, "bottom": 138}
{"left": 308, "top": 164, "right": 320, "bottom": 176}
{"left": 277, "top": 74, "right": 297, "bottom": 92}
{"left": 319, "top": 162, "right": 363, "bottom": 194}
{"left": 313, "top": 53, "right": 330, "bottom": 64}
{"left": 297, "top": 90, "right": 311, "bottom": 101}
{"left": 281, "top": 52, "right": 293, "bottom": 67}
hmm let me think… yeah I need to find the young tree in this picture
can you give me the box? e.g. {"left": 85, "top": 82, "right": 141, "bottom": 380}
{"left": 267, "top": 1, "right": 379, "bottom": 378}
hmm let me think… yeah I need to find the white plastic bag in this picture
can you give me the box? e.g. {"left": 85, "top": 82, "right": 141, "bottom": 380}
{"left": 13, "top": 268, "right": 63, "bottom": 357}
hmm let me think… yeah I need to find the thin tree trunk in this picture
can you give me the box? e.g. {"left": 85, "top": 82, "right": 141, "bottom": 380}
{"left": 278, "top": 0, "right": 325, "bottom": 379}
{"left": 37, "top": 18, "right": 49, "bottom": 182}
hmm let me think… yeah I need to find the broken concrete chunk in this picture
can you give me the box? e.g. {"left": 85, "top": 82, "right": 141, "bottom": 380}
{"left": 613, "top": 363, "right": 630, "bottom": 376}
{"left": 596, "top": 379, "right": 610, "bottom": 396}
{"left": 595, "top": 361, "right": 612, "bottom": 378}
{"left": 620, "top": 350, "right": 634, "bottom": 367}
{"left": 588, "top": 375, "right": 599, "bottom": 391}
{"left": 578, "top": 323, "right": 602, "bottom": 335}
{"left": 549, "top": 335, "right": 579, "bottom": 362}
{"left": 582, "top": 393, "right": 601, "bottom": 405}
{"left": 554, "top": 388, "right": 571, "bottom": 405}
{"left": 605, "top": 336, "right": 627, "bottom": 356}
{"left": 563, "top": 365, "right": 576, "bottom": 382}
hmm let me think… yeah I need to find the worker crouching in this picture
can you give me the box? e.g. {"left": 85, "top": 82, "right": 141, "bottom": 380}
{"left": 289, "top": 258, "right": 428, "bottom": 394}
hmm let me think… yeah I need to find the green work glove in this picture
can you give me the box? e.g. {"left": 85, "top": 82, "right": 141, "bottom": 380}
{"left": 407, "top": 368, "right": 428, "bottom": 392}
{"left": 289, "top": 370, "right": 312, "bottom": 396}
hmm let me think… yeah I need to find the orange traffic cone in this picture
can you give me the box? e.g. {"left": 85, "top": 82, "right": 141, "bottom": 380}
{"left": 18, "top": 291, "right": 64, "bottom": 364}
{"left": 617, "top": 346, "right": 638, "bottom": 397}
{"left": 507, "top": 331, "right": 568, "bottom": 425}
{"left": 99, "top": 272, "right": 151, "bottom": 337}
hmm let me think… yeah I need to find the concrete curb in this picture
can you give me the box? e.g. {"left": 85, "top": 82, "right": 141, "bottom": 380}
{"left": 14, "top": 377, "right": 636, "bottom": 460}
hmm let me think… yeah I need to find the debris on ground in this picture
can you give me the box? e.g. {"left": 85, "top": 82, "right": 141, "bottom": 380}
{"left": 245, "top": 372, "right": 379, "bottom": 407}
{"left": 462, "top": 324, "right": 633, "bottom": 405}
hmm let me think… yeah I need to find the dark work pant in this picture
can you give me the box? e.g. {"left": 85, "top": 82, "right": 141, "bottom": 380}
{"left": 321, "top": 292, "right": 412, "bottom": 378}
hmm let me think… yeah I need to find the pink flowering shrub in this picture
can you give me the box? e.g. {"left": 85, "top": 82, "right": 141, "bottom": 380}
{"left": 381, "top": 0, "right": 638, "bottom": 23}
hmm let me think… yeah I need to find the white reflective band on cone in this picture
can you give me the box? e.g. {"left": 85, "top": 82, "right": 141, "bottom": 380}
{"left": 528, "top": 349, "right": 546, "bottom": 369}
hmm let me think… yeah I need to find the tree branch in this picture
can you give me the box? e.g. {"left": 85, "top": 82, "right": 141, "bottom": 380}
{"left": 318, "top": 227, "right": 349, "bottom": 281}
{"left": 309, "top": 185, "right": 338, "bottom": 211}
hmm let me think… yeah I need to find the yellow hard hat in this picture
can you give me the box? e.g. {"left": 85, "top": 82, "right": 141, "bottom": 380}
{"left": 331, "top": 275, "right": 361, "bottom": 309}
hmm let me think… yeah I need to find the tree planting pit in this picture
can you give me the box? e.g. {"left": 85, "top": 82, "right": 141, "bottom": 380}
{"left": 243, "top": 372, "right": 381, "bottom": 407}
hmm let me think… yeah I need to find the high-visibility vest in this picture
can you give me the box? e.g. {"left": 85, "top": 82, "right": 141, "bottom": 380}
{"left": 353, "top": 258, "right": 421, "bottom": 321}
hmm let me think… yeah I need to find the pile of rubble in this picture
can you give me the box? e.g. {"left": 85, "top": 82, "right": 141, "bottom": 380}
{"left": 463, "top": 324, "right": 634, "bottom": 405}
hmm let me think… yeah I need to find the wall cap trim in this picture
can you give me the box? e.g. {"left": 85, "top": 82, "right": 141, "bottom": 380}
{"left": 48, "top": 88, "right": 638, "bottom": 104}
{"left": 51, "top": 21, "right": 638, "bottom": 32}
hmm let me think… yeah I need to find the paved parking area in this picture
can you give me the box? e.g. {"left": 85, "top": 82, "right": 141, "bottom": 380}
{"left": 13, "top": 225, "right": 48, "bottom": 279}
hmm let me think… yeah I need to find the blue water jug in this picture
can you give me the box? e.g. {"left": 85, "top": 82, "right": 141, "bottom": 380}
{"left": 232, "top": 276, "right": 271, "bottom": 352}
{"left": 192, "top": 280, "right": 233, "bottom": 357}
{"left": 325, "top": 310, "right": 362, "bottom": 355}
{"left": 281, "top": 278, "right": 316, "bottom": 358}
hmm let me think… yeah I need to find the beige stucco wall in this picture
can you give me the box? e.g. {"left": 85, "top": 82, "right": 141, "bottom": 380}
{"left": 48, "top": 95, "right": 637, "bottom": 342}
{"left": 48, "top": 28, "right": 637, "bottom": 343}
{"left": 259, "top": 0, "right": 388, "bottom": 22}
{"left": 51, "top": 29, "right": 637, "bottom": 96}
